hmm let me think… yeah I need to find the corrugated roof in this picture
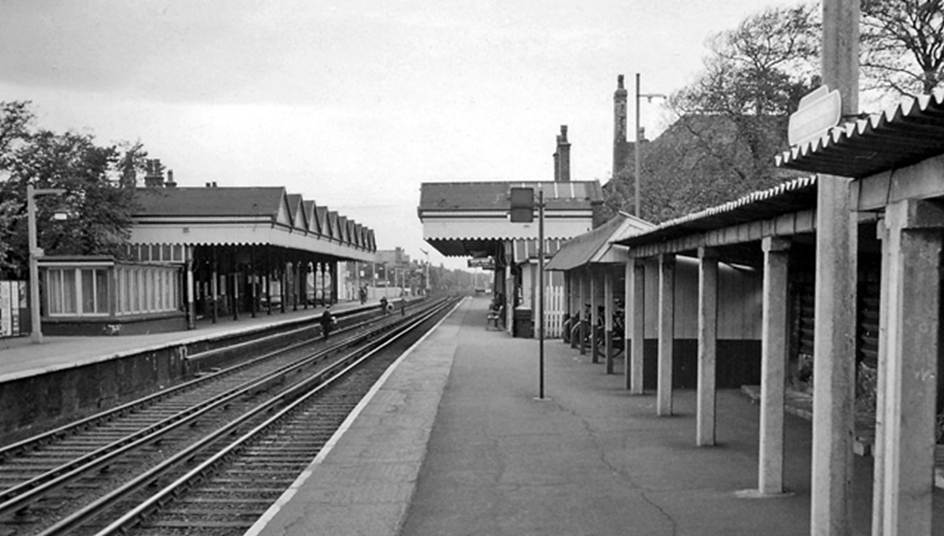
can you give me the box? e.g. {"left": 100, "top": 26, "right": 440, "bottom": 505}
{"left": 418, "top": 180, "right": 603, "bottom": 212}
{"left": 546, "top": 213, "right": 654, "bottom": 270}
{"left": 135, "top": 187, "right": 286, "bottom": 217}
{"left": 777, "top": 90, "right": 944, "bottom": 178}
{"left": 616, "top": 176, "right": 817, "bottom": 247}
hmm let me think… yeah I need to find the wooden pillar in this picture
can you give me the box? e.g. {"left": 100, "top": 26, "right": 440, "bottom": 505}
{"left": 563, "top": 271, "right": 571, "bottom": 331}
{"left": 185, "top": 245, "right": 195, "bottom": 330}
{"left": 505, "top": 264, "right": 514, "bottom": 334}
{"left": 696, "top": 247, "right": 718, "bottom": 447}
{"left": 210, "top": 248, "right": 218, "bottom": 324}
{"left": 758, "top": 237, "right": 790, "bottom": 494}
{"left": 292, "top": 260, "right": 298, "bottom": 312}
{"left": 279, "top": 254, "right": 286, "bottom": 314}
{"left": 331, "top": 261, "right": 338, "bottom": 304}
{"left": 579, "top": 268, "right": 588, "bottom": 355}
{"left": 604, "top": 269, "right": 614, "bottom": 374}
{"left": 319, "top": 262, "right": 326, "bottom": 307}
{"left": 875, "top": 199, "right": 944, "bottom": 536}
{"left": 232, "top": 270, "right": 239, "bottom": 321}
{"left": 249, "top": 246, "right": 257, "bottom": 318}
{"left": 657, "top": 253, "right": 675, "bottom": 416}
{"left": 810, "top": 175, "right": 857, "bottom": 535}
{"left": 871, "top": 221, "right": 891, "bottom": 535}
{"left": 590, "top": 268, "right": 599, "bottom": 363}
{"left": 265, "top": 248, "right": 272, "bottom": 315}
{"left": 628, "top": 259, "right": 645, "bottom": 394}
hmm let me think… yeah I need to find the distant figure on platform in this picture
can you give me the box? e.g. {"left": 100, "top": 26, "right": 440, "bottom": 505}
{"left": 359, "top": 286, "right": 367, "bottom": 305}
{"left": 320, "top": 306, "right": 336, "bottom": 340}
{"left": 380, "top": 296, "right": 389, "bottom": 313}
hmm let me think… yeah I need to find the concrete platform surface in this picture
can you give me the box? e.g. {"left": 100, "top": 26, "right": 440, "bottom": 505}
{"left": 0, "top": 300, "right": 365, "bottom": 383}
{"left": 250, "top": 297, "right": 944, "bottom": 535}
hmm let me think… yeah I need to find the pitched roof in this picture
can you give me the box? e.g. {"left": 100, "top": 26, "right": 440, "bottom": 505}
{"left": 303, "top": 200, "right": 318, "bottom": 234}
{"left": 545, "top": 212, "right": 654, "bottom": 270}
{"left": 418, "top": 180, "right": 603, "bottom": 212}
{"left": 327, "top": 211, "right": 341, "bottom": 240}
{"left": 337, "top": 215, "right": 349, "bottom": 243}
{"left": 286, "top": 194, "right": 305, "bottom": 230}
{"left": 134, "top": 187, "right": 287, "bottom": 217}
{"left": 777, "top": 90, "right": 944, "bottom": 178}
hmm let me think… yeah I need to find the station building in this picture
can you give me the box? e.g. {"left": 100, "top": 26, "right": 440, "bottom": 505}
{"left": 418, "top": 126, "right": 605, "bottom": 337}
{"left": 38, "top": 168, "right": 376, "bottom": 336}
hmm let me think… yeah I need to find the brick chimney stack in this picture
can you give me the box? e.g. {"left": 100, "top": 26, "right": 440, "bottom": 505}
{"left": 555, "top": 125, "right": 570, "bottom": 182}
{"left": 613, "top": 74, "right": 630, "bottom": 177}
{"left": 165, "top": 169, "right": 177, "bottom": 188}
{"left": 144, "top": 159, "right": 164, "bottom": 188}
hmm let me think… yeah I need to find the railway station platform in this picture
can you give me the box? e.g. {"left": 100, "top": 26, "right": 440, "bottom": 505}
{"left": 0, "top": 300, "right": 365, "bottom": 383}
{"left": 249, "top": 296, "right": 944, "bottom": 536}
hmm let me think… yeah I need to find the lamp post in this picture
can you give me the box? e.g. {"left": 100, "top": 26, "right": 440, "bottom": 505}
{"left": 27, "top": 184, "right": 66, "bottom": 344}
{"left": 419, "top": 248, "right": 430, "bottom": 295}
{"left": 634, "top": 72, "right": 667, "bottom": 218}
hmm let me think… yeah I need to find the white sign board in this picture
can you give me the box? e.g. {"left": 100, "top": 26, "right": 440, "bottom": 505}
{"left": 788, "top": 86, "right": 841, "bottom": 147}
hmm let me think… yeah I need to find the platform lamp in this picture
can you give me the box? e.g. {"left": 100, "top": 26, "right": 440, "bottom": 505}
{"left": 27, "top": 184, "right": 66, "bottom": 344}
{"left": 634, "top": 72, "right": 667, "bottom": 218}
{"left": 509, "top": 186, "right": 547, "bottom": 400}
{"left": 419, "top": 248, "right": 430, "bottom": 295}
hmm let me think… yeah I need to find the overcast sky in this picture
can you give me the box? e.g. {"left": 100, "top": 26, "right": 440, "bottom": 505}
{"left": 0, "top": 0, "right": 795, "bottom": 269}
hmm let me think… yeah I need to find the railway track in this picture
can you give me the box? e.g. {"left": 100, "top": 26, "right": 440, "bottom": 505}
{"left": 0, "top": 297, "right": 457, "bottom": 536}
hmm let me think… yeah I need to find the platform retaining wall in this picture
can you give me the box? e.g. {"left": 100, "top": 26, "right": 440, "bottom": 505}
{"left": 0, "top": 302, "right": 395, "bottom": 441}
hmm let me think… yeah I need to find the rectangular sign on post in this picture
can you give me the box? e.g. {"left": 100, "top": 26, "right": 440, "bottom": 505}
{"left": 509, "top": 187, "right": 534, "bottom": 223}
{"left": 788, "top": 85, "right": 841, "bottom": 147}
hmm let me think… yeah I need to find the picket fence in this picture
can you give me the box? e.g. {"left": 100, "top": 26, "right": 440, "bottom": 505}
{"left": 541, "top": 285, "right": 565, "bottom": 338}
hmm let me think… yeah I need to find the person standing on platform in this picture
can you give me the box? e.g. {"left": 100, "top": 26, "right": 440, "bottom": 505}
{"left": 320, "top": 306, "right": 336, "bottom": 340}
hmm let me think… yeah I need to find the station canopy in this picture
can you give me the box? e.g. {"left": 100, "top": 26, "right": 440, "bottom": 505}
{"left": 130, "top": 185, "right": 376, "bottom": 262}
{"left": 418, "top": 180, "right": 603, "bottom": 259}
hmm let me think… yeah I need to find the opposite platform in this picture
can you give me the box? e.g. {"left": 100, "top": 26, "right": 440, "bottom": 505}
{"left": 0, "top": 300, "right": 364, "bottom": 384}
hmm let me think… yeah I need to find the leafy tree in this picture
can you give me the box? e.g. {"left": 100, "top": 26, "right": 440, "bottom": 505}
{"left": 604, "top": 5, "right": 818, "bottom": 223}
{"left": 861, "top": 0, "right": 944, "bottom": 97}
{"left": 0, "top": 101, "right": 145, "bottom": 278}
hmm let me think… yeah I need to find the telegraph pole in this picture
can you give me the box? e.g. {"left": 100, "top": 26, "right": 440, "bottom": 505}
{"left": 634, "top": 73, "right": 666, "bottom": 218}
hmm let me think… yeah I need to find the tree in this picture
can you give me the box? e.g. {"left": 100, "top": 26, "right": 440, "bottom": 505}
{"left": 862, "top": 0, "right": 944, "bottom": 97}
{"left": 0, "top": 101, "right": 145, "bottom": 278}
{"left": 603, "top": 5, "right": 817, "bottom": 223}
{"left": 670, "top": 4, "right": 820, "bottom": 181}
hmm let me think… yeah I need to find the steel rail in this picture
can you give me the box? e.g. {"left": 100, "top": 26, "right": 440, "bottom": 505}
{"left": 0, "top": 301, "right": 428, "bottom": 518}
{"left": 0, "top": 303, "right": 385, "bottom": 463}
{"left": 38, "top": 298, "right": 453, "bottom": 536}
{"left": 90, "top": 298, "right": 457, "bottom": 536}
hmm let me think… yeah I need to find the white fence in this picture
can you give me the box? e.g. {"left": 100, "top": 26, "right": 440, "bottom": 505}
{"left": 542, "top": 285, "right": 565, "bottom": 338}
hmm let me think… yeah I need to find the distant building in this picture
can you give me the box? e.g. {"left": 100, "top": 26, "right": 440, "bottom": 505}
{"left": 418, "top": 126, "right": 604, "bottom": 338}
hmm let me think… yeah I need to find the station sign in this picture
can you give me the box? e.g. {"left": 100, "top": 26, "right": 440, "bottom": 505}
{"left": 788, "top": 86, "right": 841, "bottom": 147}
{"left": 509, "top": 187, "right": 534, "bottom": 223}
{"left": 467, "top": 258, "right": 495, "bottom": 270}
